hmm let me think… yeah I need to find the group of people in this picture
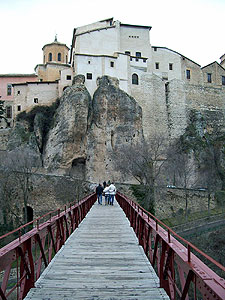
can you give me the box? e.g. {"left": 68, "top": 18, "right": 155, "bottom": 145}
{"left": 96, "top": 181, "right": 116, "bottom": 206}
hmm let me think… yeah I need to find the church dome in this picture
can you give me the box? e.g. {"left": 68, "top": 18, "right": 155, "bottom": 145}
{"left": 42, "top": 36, "right": 69, "bottom": 65}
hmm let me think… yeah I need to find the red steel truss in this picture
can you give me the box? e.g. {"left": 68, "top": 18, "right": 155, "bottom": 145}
{"left": 0, "top": 193, "right": 96, "bottom": 300}
{"left": 116, "top": 192, "right": 225, "bottom": 300}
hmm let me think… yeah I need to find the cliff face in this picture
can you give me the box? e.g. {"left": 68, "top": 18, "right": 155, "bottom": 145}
{"left": 43, "top": 75, "right": 91, "bottom": 175}
{"left": 86, "top": 76, "right": 143, "bottom": 182}
{"left": 11, "top": 75, "right": 143, "bottom": 182}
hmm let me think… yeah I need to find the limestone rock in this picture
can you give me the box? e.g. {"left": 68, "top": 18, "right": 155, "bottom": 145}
{"left": 7, "top": 122, "right": 39, "bottom": 152}
{"left": 86, "top": 75, "right": 144, "bottom": 182}
{"left": 6, "top": 121, "right": 42, "bottom": 165}
{"left": 43, "top": 76, "right": 92, "bottom": 174}
{"left": 33, "top": 113, "right": 45, "bottom": 151}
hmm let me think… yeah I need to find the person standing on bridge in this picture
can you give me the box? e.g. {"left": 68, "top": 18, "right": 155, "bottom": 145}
{"left": 108, "top": 182, "right": 116, "bottom": 205}
{"left": 103, "top": 184, "right": 110, "bottom": 205}
{"left": 96, "top": 183, "right": 104, "bottom": 205}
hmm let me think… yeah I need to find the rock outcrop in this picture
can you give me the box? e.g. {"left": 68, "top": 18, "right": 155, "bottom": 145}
{"left": 43, "top": 75, "right": 91, "bottom": 177}
{"left": 86, "top": 76, "right": 144, "bottom": 181}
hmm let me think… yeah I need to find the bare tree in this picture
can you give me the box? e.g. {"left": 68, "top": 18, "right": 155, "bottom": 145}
{"left": 11, "top": 148, "right": 40, "bottom": 224}
{"left": 197, "top": 138, "right": 224, "bottom": 214}
{"left": 112, "top": 134, "right": 167, "bottom": 213}
{"left": 0, "top": 148, "right": 40, "bottom": 227}
{"left": 0, "top": 152, "right": 17, "bottom": 229}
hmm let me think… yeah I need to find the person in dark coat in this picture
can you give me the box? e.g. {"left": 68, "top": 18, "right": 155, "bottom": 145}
{"left": 96, "top": 184, "right": 104, "bottom": 205}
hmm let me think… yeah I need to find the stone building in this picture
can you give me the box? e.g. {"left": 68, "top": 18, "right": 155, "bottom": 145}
{"left": 13, "top": 37, "right": 73, "bottom": 117}
{"left": 12, "top": 81, "right": 58, "bottom": 116}
{"left": 0, "top": 74, "right": 38, "bottom": 127}
{"left": 35, "top": 36, "right": 71, "bottom": 82}
{"left": 220, "top": 54, "right": 225, "bottom": 68}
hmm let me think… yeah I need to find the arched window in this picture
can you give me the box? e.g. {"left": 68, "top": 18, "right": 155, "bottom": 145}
{"left": 49, "top": 53, "right": 52, "bottom": 61}
{"left": 132, "top": 73, "right": 139, "bottom": 85}
{"left": 58, "top": 53, "right": 61, "bottom": 61}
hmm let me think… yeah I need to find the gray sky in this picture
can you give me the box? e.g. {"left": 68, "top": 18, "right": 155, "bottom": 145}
{"left": 0, "top": 0, "right": 224, "bottom": 74}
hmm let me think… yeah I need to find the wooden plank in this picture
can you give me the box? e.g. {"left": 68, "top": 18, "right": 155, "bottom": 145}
{"left": 24, "top": 200, "right": 170, "bottom": 299}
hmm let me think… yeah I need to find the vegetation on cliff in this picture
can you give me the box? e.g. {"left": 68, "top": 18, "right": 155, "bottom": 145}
{"left": 16, "top": 98, "right": 60, "bottom": 152}
{"left": 180, "top": 110, "right": 225, "bottom": 191}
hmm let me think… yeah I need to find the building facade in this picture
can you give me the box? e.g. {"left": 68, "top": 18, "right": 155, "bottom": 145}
{"left": 13, "top": 37, "right": 73, "bottom": 117}
{"left": 0, "top": 74, "right": 38, "bottom": 128}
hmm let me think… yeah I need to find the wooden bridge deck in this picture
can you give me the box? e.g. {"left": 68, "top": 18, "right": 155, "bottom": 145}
{"left": 25, "top": 200, "right": 170, "bottom": 300}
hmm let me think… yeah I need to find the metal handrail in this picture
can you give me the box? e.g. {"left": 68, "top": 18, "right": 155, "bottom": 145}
{"left": 0, "top": 193, "right": 96, "bottom": 300}
{"left": 116, "top": 192, "right": 225, "bottom": 300}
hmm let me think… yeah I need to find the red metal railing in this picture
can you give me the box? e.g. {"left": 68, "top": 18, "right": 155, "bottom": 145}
{"left": 0, "top": 193, "right": 96, "bottom": 300}
{"left": 116, "top": 192, "right": 225, "bottom": 300}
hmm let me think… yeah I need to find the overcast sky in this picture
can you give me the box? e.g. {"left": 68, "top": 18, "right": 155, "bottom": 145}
{"left": 0, "top": 0, "right": 224, "bottom": 74}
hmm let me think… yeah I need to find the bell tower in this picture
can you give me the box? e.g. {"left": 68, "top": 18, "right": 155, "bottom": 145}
{"left": 42, "top": 35, "right": 69, "bottom": 65}
{"left": 35, "top": 36, "right": 70, "bottom": 82}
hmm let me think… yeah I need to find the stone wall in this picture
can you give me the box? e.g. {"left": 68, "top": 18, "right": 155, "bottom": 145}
{"left": 185, "top": 84, "right": 225, "bottom": 113}
{"left": 0, "top": 172, "right": 91, "bottom": 226}
{"left": 116, "top": 183, "right": 216, "bottom": 220}
{"left": 155, "top": 188, "right": 216, "bottom": 219}
{"left": 131, "top": 73, "right": 169, "bottom": 140}
{"left": 166, "top": 79, "right": 187, "bottom": 139}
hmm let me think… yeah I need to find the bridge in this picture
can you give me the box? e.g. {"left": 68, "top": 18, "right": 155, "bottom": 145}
{"left": 0, "top": 193, "right": 224, "bottom": 300}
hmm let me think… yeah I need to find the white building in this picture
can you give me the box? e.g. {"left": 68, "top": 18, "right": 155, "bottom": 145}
{"left": 70, "top": 18, "right": 204, "bottom": 96}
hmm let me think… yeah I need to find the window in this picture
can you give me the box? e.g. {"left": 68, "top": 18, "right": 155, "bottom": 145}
{"left": 17, "top": 90, "right": 20, "bottom": 95}
{"left": 17, "top": 105, "right": 21, "bottom": 112}
{"left": 58, "top": 53, "right": 61, "bottom": 61}
{"left": 143, "top": 58, "right": 147, "bottom": 63}
{"left": 44, "top": 55, "right": 45, "bottom": 63}
{"left": 7, "top": 84, "right": 12, "bottom": 96}
{"left": 154, "top": 47, "right": 157, "bottom": 51}
{"left": 49, "top": 53, "right": 52, "bottom": 61}
{"left": 136, "top": 52, "right": 141, "bottom": 57}
{"left": 66, "top": 75, "right": 72, "bottom": 80}
{"left": 132, "top": 73, "right": 139, "bottom": 85}
{"left": 87, "top": 73, "right": 92, "bottom": 80}
{"left": 169, "top": 63, "right": 173, "bottom": 70}
{"left": 186, "top": 69, "right": 191, "bottom": 79}
{"left": 125, "top": 51, "right": 130, "bottom": 55}
{"left": 88, "top": 60, "right": 91, "bottom": 64}
{"left": 222, "top": 76, "right": 225, "bottom": 85}
{"left": 6, "top": 106, "right": 12, "bottom": 118}
{"left": 34, "top": 98, "right": 38, "bottom": 104}
{"left": 110, "top": 61, "right": 114, "bottom": 67}
{"left": 207, "top": 73, "right": 212, "bottom": 83}
{"left": 155, "top": 62, "right": 159, "bottom": 69}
